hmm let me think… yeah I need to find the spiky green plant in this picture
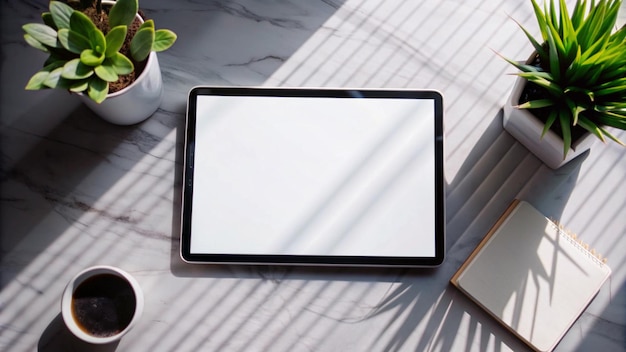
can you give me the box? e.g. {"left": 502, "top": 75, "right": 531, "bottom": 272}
{"left": 23, "top": 0, "right": 177, "bottom": 103}
{"left": 502, "top": 0, "right": 626, "bottom": 158}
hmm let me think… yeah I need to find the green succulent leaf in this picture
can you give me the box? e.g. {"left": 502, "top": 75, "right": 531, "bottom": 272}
{"left": 153, "top": 29, "right": 177, "bottom": 52}
{"left": 43, "top": 66, "right": 73, "bottom": 89}
{"left": 105, "top": 26, "right": 128, "bottom": 58}
{"left": 57, "top": 28, "right": 91, "bottom": 54}
{"left": 140, "top": 19, "right": 155, "bottom": 30}
{"left": 87, "top": 77, "right": 109, "bottom": 104}
{"left": 130, "top": 27, "right": 155, "bottom": 62}
{"left": 109, "top": 53, "right": 134, "bottom": 75}
{"left": 109, "top": 0, "right": 138, "bottom": 28}
{"left": 80, "top": 49, "right": 105, "bottom": 66}
{"left": 70, "top": 11, "right": 106, "bottom": 54}
{"left": 49, "top": 1, "right": 73, "bottom": 29}
{"left": 22, "top": 23, "right": 59, "bottom": 48}
{"left": 24, "top": 33, "right": 49, "bottom": 52}
{"left": 42, "top": 12, "right": 57, "bottom": 30}
{"left": 25, "top": 70, "right": 51, "bottom": 90}
{"left": 62, "top": 58, "right": 94, "bottom": 80}
{"left": 94, "top": 63, "right": 119, "bottom": 82}
{"left": 25, "top": 61, "right": 65, "bottom": 90}
{"left": 69, "top": 79, "right": 89, "bottom": 92}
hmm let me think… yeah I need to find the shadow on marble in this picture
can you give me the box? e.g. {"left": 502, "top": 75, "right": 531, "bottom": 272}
{"left": 360, "top": 108, "right": 589, "bottom": 351}
{"left": 38, "top": 313, "right": 120, "bottom": 352}
{"left": 572, "top": 279, "right": 626, "bottom": 351}
{"left": 1, "top": 103, "right": 177, "bottom": 285}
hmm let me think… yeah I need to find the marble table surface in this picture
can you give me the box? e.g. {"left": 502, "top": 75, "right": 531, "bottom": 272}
{"left": 2, "top": 0, "right": 625, "bottom": 351}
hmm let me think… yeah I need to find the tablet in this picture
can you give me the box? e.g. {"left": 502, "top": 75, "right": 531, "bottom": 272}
{"left": 181, "top": 87, "right": 444, "bottom": 267}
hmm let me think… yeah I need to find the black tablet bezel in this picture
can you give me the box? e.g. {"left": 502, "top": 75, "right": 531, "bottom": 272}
{"left": 181, "top": 87, "right": 445, "bottom": 267}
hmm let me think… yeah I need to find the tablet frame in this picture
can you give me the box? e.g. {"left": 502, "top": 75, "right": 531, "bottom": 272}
{"left": 181, "top": 87, "right": 445, "bottom": 267}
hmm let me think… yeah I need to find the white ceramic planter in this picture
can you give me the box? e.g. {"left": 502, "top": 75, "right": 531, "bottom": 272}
{"left": 77, "top": 2, "right": 163, "bottom": 125}
{"left": 503, "top": 75, "right": 596, "bottom": 169}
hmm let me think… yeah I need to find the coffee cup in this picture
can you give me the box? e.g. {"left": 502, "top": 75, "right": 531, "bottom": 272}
{"left": 61, "top": 265, "right": 144, "bottom": 344}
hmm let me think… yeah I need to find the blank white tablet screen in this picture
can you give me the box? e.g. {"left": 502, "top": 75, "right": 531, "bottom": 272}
{"left": 190, "top": 94, "right": 436, "bottom": 258}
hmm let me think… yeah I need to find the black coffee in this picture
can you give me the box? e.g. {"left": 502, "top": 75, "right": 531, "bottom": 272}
{"left": 71, "top": 273, "right": 136, "bottom": 337}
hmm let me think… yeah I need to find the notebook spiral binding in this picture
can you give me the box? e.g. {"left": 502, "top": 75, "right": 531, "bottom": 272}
{"left": 549, "top": 219, "right": 608, "bottom": 265}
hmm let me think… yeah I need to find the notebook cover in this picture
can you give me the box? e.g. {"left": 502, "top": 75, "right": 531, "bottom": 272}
{"left": 451, "top": 200, "right": 611, "bottom": 352}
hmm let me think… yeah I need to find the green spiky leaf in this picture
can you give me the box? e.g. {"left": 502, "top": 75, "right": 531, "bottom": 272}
{"left": 517, "top": 99, "right": 555, "bottom": 109}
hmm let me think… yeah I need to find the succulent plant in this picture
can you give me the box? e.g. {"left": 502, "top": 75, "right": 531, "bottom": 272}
{"left": 23, "top": 0, "right": 176, "bottom": 103}
{"left": 502, "top": 0, "right": 626, "bottom": 158}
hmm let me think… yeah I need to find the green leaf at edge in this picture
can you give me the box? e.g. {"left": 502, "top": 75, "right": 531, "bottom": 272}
{"left": 25, "top": 70, "right": 51, "bottom": 90}
{"left": 22, "top": 23, "right": 59, "bottom": 48}
{"left": 24, "top": 33, "right": 49, "bottom": 52}
{"left": 153, "top": 29, "right": 177, "bottom": 52}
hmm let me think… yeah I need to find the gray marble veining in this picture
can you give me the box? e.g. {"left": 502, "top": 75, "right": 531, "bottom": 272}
{"left": 2, "top": 0, "right": 625, "bottom": 351}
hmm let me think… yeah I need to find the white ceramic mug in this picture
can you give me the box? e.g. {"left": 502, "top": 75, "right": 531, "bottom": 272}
{"left": 61, "top": 266, "right": 144, "bottom": 344}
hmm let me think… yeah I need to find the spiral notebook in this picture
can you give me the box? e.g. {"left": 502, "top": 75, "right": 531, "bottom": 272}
{"left": 451, "top": 200, "right": 611, "bottom": 352}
